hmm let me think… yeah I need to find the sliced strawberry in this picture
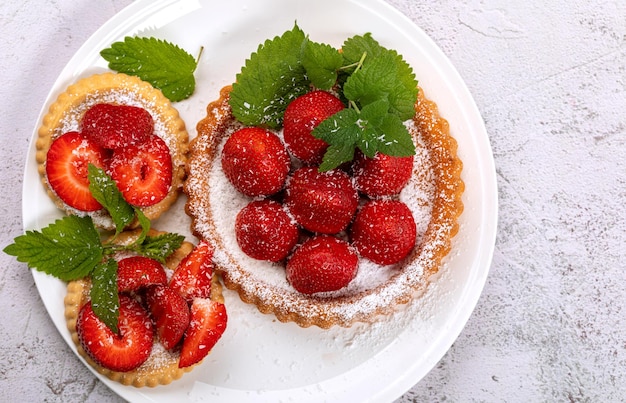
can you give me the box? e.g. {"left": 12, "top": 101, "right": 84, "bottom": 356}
{"left": 235, "top": 199, "right": 299, "bottom": 262}
{"left": 351, "top": 199, "right": 417, "bottom": 265}
{"left": 169, "top": 240, "right": 214, "bottom": 302}
{"left": 283, "top": 90, "right": 345, "bottom": 164}
{"left": 45, "top": 131, "right": 108, "bottom": 211}
{"left": 285, "top": 167, "right": 358, "bottom": 234}
{"left": 76, "top": 294, "right": 153, "bottom": 372}
{"left": 353, "top": 151, "right": 414, "bottom": 197}
{"left": 82, "top": 103, "right": 154, "bottom": 150}
{"left": 220, "top": 127, "right": 290, "bottom": 197}
{"left": 144, "top": 284, "right": 191, "bottom": 350}
{"left": 179, "top": 298, "right": 227, "bottom": 368}
{"left": 116, "top": 256, "right": 167, "bottom": 293}
{"left": 108, "top": 134, "right": 172, "bottom": 207}
{"left": 286, "top": 235, "right": 358, "bottom": 294}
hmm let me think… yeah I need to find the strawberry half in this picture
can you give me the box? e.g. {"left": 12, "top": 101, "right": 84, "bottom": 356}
{"left": 179, "top": 298, "right": 227, "bottom": 368}
{"left": 108, "top": 134, "right": 172, "bottom": 207}
{"left": 353, "top": 151, "right": 414, "bottom": 197}
{"left": 286, "top": 235, "right": 358, "bottom": 294}
{"left": 220, "top": 127, "right": 290, "bottom": 197}
{"left": 285, "top": 167, "right": 358, "bottom": 234}
{"left": 169, "top": 240, "right": 214, "bottom": 302}
{"left": 76, "top": 294, "right": 154, "bottom": 372}
{"left": 117, "top": 256, "right": 167, "bottom": 293}
{"left": 45, "top": 131, "right": 108, "bottom": 212}
{"left": 235, "top": 199, "right": 299, "bottom": 262}
{"left": 144, "top": 284, "right": 191, "bottom": 350}
{"left": 82, "top": 103, "right": 154, "bottom": 150}
{"left": 351, "top": 199, "right": 417, "bottom": 265}
{"left": 283, "top": 90, "right": 345, "bottom": 165}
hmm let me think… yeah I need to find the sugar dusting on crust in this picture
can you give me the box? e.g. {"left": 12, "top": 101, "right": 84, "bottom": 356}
{"left": 185, "top": 86, "right": 464, "bottom": 328}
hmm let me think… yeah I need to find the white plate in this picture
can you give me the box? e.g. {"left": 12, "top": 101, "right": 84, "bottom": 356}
{"left": 23, "top": 0, "right": 498, "bottom": 401}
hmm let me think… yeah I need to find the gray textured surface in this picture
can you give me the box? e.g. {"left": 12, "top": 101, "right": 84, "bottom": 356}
{"left": 1, "top": 0, "right": 624, "bottom": 402}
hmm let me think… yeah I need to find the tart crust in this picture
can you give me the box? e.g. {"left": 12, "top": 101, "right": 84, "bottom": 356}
{"left": 185, "top": 85, "right": 464, "bottom": 329}
{"left": 36, "top": 72, "right": 188, "bottom": 230}
{"left": 64, "top": 229, "right": 225, "bottom": 387}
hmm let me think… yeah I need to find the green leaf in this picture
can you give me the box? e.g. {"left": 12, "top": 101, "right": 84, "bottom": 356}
{"left": 302, "top": 40, "right": 343, "bottom": 90}
{"left": 3, "top": 216, "right": 103, "bottom": 281}
{"left": 133, "top": 207, "right": 151, "bottom": 246}
{"left": 376, "top": 114, "right": 417, "bottom": 157}
{"left": 100, "top": 36, "right": 198, "bottom": 102}
{"left": 136, "top": 233, "right": 185, "bottom": 263}
{"left": 341, "top": 33, "right": 385, "bottom": 67}
{"left": 88, "top": 164, "right": 134, "bottom": 235}
{"left": 229, "top": 24, "right": 309, "bottom": 128}
{"left": 90, "top": 259, "right": 119, "bottom": 334}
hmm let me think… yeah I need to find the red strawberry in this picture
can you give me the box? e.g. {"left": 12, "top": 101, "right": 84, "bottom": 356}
{"left": 169, "top": 240, "right": 213, "bottom": 302}
{"left": 82, "top": 103, "right": 154, "bottom": 150}
{"left": 351, "top": 200, "right": 417, "bottom": 265}
{"left": 179, "top": 298, "right": 227, "bottom": 368}
{"left": 76, "top": 294, "right": 153, "bottom": 372}
{"left": 235, "top": 199, "right": 299, "bottom": 262}
{"left": 353, "top": 151, "right": 414, "bottom": 197}
{"left": 144, "top": 284, "right": 191, "bottom": 350}
{"left": 283, "top": 90, "right": 344, "bottom": 164}
{"left": 108, "top": 134, "right": 172, "bottom": 207}
{"left": 221, "top": 127, "right": 290, "bottom": 197}
{"left": 45, "top": 131, "right": 108, "bottom": 212}
{"left": 285, "top": 167, "right": 358, "bottom": 234}
{"left": 116, "top": 256, "right": 167, "bottom": 293}
{"left": 286, "top": 235, "right": 358, "bottom": 294}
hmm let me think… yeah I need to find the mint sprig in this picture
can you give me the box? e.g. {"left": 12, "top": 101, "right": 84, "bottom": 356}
{"left": 100, "top": 36, "right": 199, "bottom": 102}
{"left": 3, "top": 165, "right": 184, "bottom": 332}
{"left": 228, "top": 24, "right": 418, "bottom": 171}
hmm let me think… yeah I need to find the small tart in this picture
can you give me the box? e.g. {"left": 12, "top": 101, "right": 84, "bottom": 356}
{"left": 185, "top": 85, "right": 464, "bottom": 329}
{"left": 36, "top": 72, "right": 188, "bottom": 230}
{"left": 64, "top": 229, "right": 225, "bottom": 388}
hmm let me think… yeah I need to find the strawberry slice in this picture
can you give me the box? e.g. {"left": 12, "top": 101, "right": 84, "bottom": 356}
{"left": 116, "top": 256, "right": 167, "bottom": 293}
{"left": 76, "top": 294, "right": 154, "bottom": 372}
{"left": 108, "top": 134, "right": 172, "bottom": 207}
{"left": 45, "top": 131, "right": 108, "bottom": 211}
{"left": 82, "top": 103, "right": 154, "bottom": 150}
{"left": 169, "top": 240, "right": 213, "bottom": 302}
{"left": 144, "top": 284, "right": 191, "bottom": 350}
{"left": 179, "top": 298, "right": 227, "bottom": 368}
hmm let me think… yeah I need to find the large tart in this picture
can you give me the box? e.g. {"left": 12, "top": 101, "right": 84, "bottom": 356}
{"left": 64, "top": 229, "right": 225, "bottom": 387}
{"left": 36, "top": 72, "right": 188, "bottom": 229}
{"left": 185, "top": 85, "right": 464, "bottom": 329}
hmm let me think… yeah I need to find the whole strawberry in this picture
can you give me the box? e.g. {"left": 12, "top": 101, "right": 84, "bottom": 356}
{"left": 286, "top": 235, "right": 358, "bottom": 294}
{"left": 235, "top": 199, "right": 299, "bottom": 262}
{"left": 351, "top": 199, "right": 417, "bottom": 265}
{"left": 283, "top": 90, "right": 344, "bottom": 165}
{"left": 353, "top": 151, "right": 414, "bottom": 197}
{"left": 221, "top": 127, "right": 290, "bottom": 197}
{"left": 285, "top": 167, "right": 358, "bottom": 234}
{"left": 82, "top": 103, "right": 154, "bottom": 150}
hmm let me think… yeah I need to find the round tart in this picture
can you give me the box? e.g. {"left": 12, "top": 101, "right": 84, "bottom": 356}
{"left": 36, "top": 72, "right": 188, "bottom": 230}
{"left": 185, "top": 85, "right": 464, "bottom": 329}
{"left": 64, "top": 229, "right": 225, "bottom": 387}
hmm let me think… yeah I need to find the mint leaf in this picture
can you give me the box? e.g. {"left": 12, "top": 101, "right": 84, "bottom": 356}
{"left": 302, "top": 40, "right": 343, "bottom": 90}
{"left": 88, "top": 164, "right": 134, "bottom": 235}
{"left": 230, "top": 24, "right": 309, "bottom": 128}
{"left": 341, "top": 33, "right": 385, "bottom": 67}
{"left": 101, "top": 36, "right": 198, "bottom": 102}
{"left": 136, "top": 233, "right": 185, "bottom": 263}
{"left": 133, "top": 207, "right": 151, "bottom": 246}
{"left": 90, "top": 259, "right": 120, "bottom": 334}
{"left": 376, "top": 114, "right": 416, "bottom": 157}
{"left": 3, "top": 216, "right": 103, "bottom": 281}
